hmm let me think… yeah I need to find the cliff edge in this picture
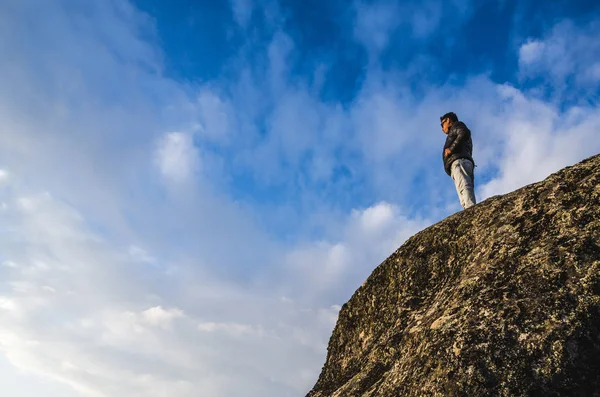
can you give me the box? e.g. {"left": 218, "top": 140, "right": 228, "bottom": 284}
{"left": 307, "top": 154, "right": 600, "bottom": 396}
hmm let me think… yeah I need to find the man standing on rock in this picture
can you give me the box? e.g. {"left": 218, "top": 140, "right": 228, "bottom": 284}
{"left": 441, "top": 112, "right": 476, "bottom": 209}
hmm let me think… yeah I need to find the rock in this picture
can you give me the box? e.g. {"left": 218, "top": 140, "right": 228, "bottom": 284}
{"left": 307, "top": 154, "right": 600, "bottom": 397}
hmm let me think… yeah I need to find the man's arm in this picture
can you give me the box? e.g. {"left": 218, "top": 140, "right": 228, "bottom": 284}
{"left": 447, "top": 123, "right": 470, "bottom": 154}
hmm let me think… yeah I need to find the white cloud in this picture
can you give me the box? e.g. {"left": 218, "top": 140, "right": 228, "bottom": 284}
{"left": 477, "top": 83, "right": 600, "bottom": 200}
{"left": 155, "top": 132, "right": 200, "bottom": 183}
{"left": 0, "top": 354, "right": 81, "bottom": 397}
{"left": 197, "top": 322, "right": 264, "bottom": 337}
{"left": 0, "top": 297, "right": 18, "bottom": 312}
{"left": 0, "top": 179, "right": 338, "bottom": 396}
{"left": 268, "top": 31, "right": 295, "bottom": 92}
{"left": 284, "top": 201, "right": 431, "bottom": 302}
{"left": 518, "top": 20, "right": 600, "bottom": 94}
{"left": 141, "top": 306, "right": 185, "bottom": 328}
{"left": 352, "top": 88, "right": 410, "bottom": 161}
{"left": 42, "top": 286, "right": 57, "bottom": 294}
{"left": 0, "top": 169, "right": 9, "bottom": 186}
{"left": 356, "top": 202, "right": 395, "bottom": 232}
{"left": 195, "top": 89, "right": 233, "bottom": 144}
{"left": 128, "top": 245, "right": 156, "bottom": 264}
{"left": 353, "top": 0, "right": 472, "bottom": 56}
{"left": 519, "top": 39, "right": 545, "bottom": 65}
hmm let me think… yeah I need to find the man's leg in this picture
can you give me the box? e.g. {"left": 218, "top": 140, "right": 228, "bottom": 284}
{"left": 450, "top": 159, "right": 476, "bottom": 209}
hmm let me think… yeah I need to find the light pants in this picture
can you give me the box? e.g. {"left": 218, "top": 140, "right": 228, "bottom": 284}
{"left": 450, "top": 158, "right": 476, "bottom": 209}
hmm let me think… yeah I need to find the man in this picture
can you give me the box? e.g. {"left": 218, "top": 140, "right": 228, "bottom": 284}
{"left": 441, "top": 112, "right": 476, "bottom": 209}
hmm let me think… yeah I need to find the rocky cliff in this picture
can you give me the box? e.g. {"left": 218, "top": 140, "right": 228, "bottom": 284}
{"left": 307, "top": 154, "right": 600, "bottom": 397}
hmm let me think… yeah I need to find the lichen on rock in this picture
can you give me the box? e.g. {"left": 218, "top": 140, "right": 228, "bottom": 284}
{"left": 307, "top": 153, "right": 600, "bottom": 397}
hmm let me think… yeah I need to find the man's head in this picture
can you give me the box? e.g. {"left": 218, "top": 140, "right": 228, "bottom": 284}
{"left": 440, "top": 112, "right": 458, "bottom": 134}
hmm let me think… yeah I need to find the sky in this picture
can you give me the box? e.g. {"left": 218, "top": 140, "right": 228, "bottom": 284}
{"left": 0, "top": 0, "right": 599, "bottom": 396}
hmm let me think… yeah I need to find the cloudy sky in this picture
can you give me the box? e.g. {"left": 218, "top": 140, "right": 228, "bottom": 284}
{"left": 0, "top": 0, "right": 599, "bottom": 396}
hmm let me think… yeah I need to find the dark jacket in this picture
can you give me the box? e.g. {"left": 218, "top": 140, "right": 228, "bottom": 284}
{"left": 443, "top": 121, "right": 474, "bottom": 176}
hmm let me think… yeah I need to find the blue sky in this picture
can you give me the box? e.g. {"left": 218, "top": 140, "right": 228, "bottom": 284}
{"left": 0, "top": 0, "right": 599, "bottom": 396}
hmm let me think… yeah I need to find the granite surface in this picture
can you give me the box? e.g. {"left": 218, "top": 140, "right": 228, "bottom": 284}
{"left": 307, "top": 154, "right": 600, "bottom": 397}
